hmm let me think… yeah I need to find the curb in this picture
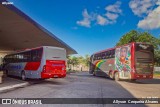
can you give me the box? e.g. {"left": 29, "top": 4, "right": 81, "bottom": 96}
{"left": 0, "top": 82, "right": 29, "bottom": 93}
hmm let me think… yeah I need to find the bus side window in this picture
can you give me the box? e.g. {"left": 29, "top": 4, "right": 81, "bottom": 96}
{"left": 108, "top": 51, "right": 111, "bottom": 58}
{"left": 21, "top": 52, "right": 25, "bottom": 62}
{"left": 97, "top": 54, "right": 100, "bottom": 60}
{"left": 19, "top": 53, "right": 23, "bottom": 62}
{"left": 105, "top": 52, "right": 107, "bottom": 59}
{"left": 15, "top": 54, "right": 19, "bottom": 63}
{"left": 32, "top": 50, "right": 37, "bottom": 61}
{"left": 112, "top": 50, "right": 115, "bottom": 58}
{"left": 98, "top": 54, "right": 100, "bottom": 60}
{"left": 106, "top": 51, "right": 108, "bottom": 58}
{"left": 102, "top": 52, "right": 105, "bottom": 59}
{"left": 94, "top": 54, "right": 97, "bottom": 60}
{"left": 96, "top": 54, "right": 98, "bottom": 60}
{"left": 14, "top": 54, "right": 17, "bottom": 63}
{"left": 105, "top": 51, "right": 108, "bottom": 59}
{"left": 31, "top": 48, "right": 42, "bottom": 62}
{"left": 98, "top": 54, "right": 101, "bottom": 60}
{"left": 9, "top": 55, "right": 12, "bottom": 63}
{"left": 17, "top": 54, "right": 22, "bottom": 62}
{"left": 11, "top": 55, "right": 14, "bottom": 63}
{"left": 23, "top": 52, "right": 31, "bottom": 62}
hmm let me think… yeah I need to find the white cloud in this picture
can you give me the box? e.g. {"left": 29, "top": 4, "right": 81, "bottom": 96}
{"left": 105, "top": 12, "right": 118, "bottom": 21}
{"left": 77, "top": 1, "right": 122, "bottom": 27}
{"left": 138, "top": 6, "right": 160, "bottom": 29}
{"left": 129, "top": 0, "right": 157, "bottom": 17}
{"left": 76, "top": 9, "right": 91, "bottom": 27}
{"left": 105, "top": 1, "right": 122, "bottom": 13}
{"left": 104, "top": 1, "right": 122, "bottom": 24}
{"left": 97, "top": 15, "right": 108, "bottom": 25}
{"left": 157, "top": 0, "right": 160, "bottom": 5}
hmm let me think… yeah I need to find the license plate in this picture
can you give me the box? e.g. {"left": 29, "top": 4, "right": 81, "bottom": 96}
{"left": 143, "top": 75, "right": 146, "bottom": 78}
{"left": 54, "top": 75, "right": 58, "bottom": 77}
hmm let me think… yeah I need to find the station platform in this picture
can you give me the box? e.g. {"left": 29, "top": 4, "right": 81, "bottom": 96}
{"left": 0, "top": 76, "right": 29, "bottom": 93}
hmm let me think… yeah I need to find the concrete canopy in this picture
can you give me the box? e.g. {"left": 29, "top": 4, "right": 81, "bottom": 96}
{"left": 0, "top": 2, "right": 77, "bottom": 55}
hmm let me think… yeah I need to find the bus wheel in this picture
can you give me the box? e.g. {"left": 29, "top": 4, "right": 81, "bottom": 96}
{"left": 21, "top": 71, "right": 26, "bottom": 81}
{"left": 114, "top": 72, "right": 120, "bottom": 81}
{"left": 109, "top": 72, "right": 113, "bottom": 79}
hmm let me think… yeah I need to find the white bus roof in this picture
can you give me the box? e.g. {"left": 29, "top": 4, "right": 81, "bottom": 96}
{"left": 6, "top": 46, "right": 66, "bottom": 55}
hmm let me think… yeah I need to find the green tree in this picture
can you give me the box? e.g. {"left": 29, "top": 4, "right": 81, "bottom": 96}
{"left": 84, "top": 54, "right": 90, "bottom": 67}
{"left": 116, "top": 30, "right": 138, "bottom": 46}
{"left": 77, "top": 56, "right": 85, "bottom": 65}
{"left": 67, "top": 55, "right": 72, "bottom": 70}
{"left": 67, "top": 55, "right": 91, "bottom": 71}
{"left": 70, "top": 56, "right": 79, "bottom": 71}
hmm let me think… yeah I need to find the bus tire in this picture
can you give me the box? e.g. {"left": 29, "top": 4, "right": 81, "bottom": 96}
{"left": 21, "top": 71, "right": 26, "bottom": 81}
{"left": 109, "top": 72, "right": 113, "bottom": 79}
{"left": 114, "top": 72, "right": 120, "bottom": 81}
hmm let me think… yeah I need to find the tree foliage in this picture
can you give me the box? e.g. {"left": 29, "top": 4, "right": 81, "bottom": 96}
{"left": 116, "top": 30, "right": 160, "bottom": 66}
{"left": 67, "top": 55, "right": 90, "bottom": 71}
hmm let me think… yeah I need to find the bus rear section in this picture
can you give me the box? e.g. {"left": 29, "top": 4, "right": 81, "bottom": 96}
{"left": 41, "top": 47, "right": 66, "bottom": 79}
{"left": 115, "top": 43, "right": 154, "bottom": 80}
{"left": 132, "top": 43, "right": 154, "bottom": 80}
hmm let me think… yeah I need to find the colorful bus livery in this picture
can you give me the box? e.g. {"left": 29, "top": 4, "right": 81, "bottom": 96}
{"left": 3, "top": 46, "right": 66, "bottom": 80}
{"left": 89, "top": 42, "right": 154, "bottom": 81}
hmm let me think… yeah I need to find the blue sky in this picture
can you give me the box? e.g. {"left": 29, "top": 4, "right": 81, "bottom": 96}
{"left": 7, "top": 0, "right": 160, "bottom": 56}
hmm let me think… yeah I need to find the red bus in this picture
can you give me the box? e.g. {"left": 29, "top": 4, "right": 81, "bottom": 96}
{"left": 89, "top": 42, "right": 154, "bottom": 81}
{"left": 3, "top": 46, "right": 66, "bottom": 80}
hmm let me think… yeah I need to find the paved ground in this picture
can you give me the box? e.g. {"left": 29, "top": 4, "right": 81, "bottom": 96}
{"left": 117, "top": 78, "right": 160, "bottom": 98}
{"left": 0, "top": 72, "right": 160, "bottom": 107}
{"left": 0, "top": 77, "right": 26, "bottom": 88}
{"left": 0, "top": 77, "right": 29, "bottom": 92}
{"left": 117, "top": 77, "right": 160, "bottom": 107}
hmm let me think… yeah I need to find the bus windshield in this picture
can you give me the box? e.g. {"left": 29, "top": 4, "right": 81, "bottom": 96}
{"left": 135, "top": 44, "right": 154, "bottom": 74}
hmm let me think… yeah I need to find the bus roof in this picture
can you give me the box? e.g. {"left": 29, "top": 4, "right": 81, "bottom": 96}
{"left": 6, "top": 46, "right": 65, "bottom": 56}
{"left": 93, "top": 42, "right": 151, "bottom": 55}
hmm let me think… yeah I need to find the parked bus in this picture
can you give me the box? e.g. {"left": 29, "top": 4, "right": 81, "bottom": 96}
{"left": 89, "top": 42, "right": 154, "bottom": 81}
{"left": 3, "top": 46, "right": 66, "bottom": 80}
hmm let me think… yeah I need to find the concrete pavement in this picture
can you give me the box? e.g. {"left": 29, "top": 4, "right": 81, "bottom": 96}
{"left": 0, "top": 77, "right": 29, "bottom": 93}
{"left": 0, "top": 71, "right": 74, "bottom": 93}
{"left": 0, "top": 72, "right": 159, "bottom": 107}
